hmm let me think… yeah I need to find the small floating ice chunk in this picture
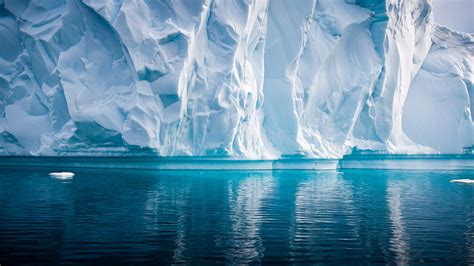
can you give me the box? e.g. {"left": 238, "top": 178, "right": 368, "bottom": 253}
{"left": 50, "top": 172, "right": 75, "bottom": 180}
{"left": 450, "top": 179, "right": 474, "bottom": 184}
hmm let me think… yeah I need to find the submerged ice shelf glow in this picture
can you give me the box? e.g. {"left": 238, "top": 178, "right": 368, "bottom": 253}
{"left": 0, "top": 0, "right": 473, "bottom": 159}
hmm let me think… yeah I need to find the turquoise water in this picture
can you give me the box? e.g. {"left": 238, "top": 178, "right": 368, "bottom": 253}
{"left": 0, "top": 167, "right": 473, "bottom": 264}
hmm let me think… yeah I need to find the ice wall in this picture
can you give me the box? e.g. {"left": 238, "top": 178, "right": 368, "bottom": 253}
{"left": 403, "top": 25, "right": 474, "bottom": 153}
{"left": 0, "top": 0, "right": 472, "bottom": 158}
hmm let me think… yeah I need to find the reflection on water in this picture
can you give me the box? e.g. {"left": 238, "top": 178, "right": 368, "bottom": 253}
{"left": 142, "top": 176, "right": 191, "bottom": 262}
{"left": 227, "top": 175, "right": 275, "bottom": 262}
{"left": 468, "top": 214, "right": 474, "bottom": 265}
{"left": 0, "top": 168, "right": 473, "bottom": 264}
{"left": 290, "top": 172, "right": 360, "bottom": 262}
{"left": 387, "top": 179, "right": 409, "bottom": 265}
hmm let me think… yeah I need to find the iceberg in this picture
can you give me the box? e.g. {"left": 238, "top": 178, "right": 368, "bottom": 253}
{"left": 0, "top": 0, "right": 472, "bottom": 159}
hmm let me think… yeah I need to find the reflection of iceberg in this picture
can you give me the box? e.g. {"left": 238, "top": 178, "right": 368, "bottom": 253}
{"left": 387, "top": 181, "right": 409, "bottom": 265}
{"left": 226, "top": 174, "right": 275, "bottom": 262}
{"left": 142, "top": 176, "right": 190, "bottom": 263}
{"left": 469, "top": 220, "right": 474, "bottom": 264}
{"left": 291, "top": 172, "right": 359, "bottom": 258}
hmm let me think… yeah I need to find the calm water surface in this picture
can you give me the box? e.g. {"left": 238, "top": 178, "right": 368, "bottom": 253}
{"left": 0, "top": 167, "right": 473, "bottom": 264}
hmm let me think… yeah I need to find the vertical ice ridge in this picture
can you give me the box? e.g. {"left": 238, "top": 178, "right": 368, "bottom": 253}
{"left": 262, "top": 0, "right": 318, "bottom": 156}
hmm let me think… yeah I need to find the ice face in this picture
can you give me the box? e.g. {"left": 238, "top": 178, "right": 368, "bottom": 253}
{"left": 0, "top": 0, "right": 472, "bottom": 158}
{"left": 403, "top": 25, "right": 474, "bottom": 153}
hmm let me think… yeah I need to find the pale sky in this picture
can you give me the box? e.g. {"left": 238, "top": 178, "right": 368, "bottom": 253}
{"left": 432, "top": 0, "right": 474, "bottom": 33}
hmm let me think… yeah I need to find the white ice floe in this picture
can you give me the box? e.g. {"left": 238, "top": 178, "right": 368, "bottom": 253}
{"left": 50, "top": 172, "right": 75, "bottom": 180}
{"left": 450, "top": 179, "right": 474, "bottom": 184}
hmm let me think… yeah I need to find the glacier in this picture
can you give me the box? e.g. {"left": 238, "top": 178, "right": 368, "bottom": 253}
{"left": 0, "top": 0, "right": 472, "bottom": 159}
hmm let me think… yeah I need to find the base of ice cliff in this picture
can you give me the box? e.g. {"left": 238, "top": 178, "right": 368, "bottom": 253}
{"left": 0, "top": 0, "right": 472, "bottom": 159}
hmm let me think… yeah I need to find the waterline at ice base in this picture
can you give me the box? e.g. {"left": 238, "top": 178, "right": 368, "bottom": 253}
{"left": 0, "top": 0, "right": 472, "bottom": 161}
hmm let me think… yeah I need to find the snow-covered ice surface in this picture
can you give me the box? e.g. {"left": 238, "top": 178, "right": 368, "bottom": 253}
{"left": 0, "top": 0, "right": 472, "bottom": 159}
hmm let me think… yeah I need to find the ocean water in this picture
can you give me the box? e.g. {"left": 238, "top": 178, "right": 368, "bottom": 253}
{"left": 0, "top": 167, "right": 473, "bottom": 264}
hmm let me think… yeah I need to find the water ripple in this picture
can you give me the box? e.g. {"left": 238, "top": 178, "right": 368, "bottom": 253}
{"left": 0, "top": 168, "right": 472, "bottom": 264}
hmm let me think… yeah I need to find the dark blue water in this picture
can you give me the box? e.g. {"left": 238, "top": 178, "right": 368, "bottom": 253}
{"left": 0, "top": 167, "right": 473, "bottom": 264}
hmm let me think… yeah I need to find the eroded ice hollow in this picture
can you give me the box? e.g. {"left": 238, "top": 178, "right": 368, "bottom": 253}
{"left": 0, "top": 0, "right": 472, "bottom": 160}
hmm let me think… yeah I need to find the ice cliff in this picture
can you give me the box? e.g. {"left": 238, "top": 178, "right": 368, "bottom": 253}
{"left": 0, "top": 0, "right": 472, "bottom": 158}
